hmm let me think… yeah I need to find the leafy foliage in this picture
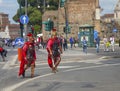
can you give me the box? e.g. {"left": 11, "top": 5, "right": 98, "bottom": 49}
{"left": 13, "top": 0, "right": 59, "bottom": 35}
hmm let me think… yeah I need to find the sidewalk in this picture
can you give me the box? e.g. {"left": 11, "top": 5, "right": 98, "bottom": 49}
{"left": 13, "top": 44, "right": 120, "bottom": 66}
{"left": 37, "top": 44, "right": 120, "bottom": 63}
{"left": 36, "top": 46, "right": 100, "bottom": 64}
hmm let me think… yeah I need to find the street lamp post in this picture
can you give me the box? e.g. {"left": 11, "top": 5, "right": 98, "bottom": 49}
{"left": 24, "top": 0, "right": 28, "bottom": 40}
{"left": 43, "top": 0, "right": 46, "bottom": 13}
{"left": 64, "top": 0, "right": 68, "bottom": 39}
{"left": 19, "top": 0, "right": 23, "bottom": 38}
{"left": 64, "top": 0, "right": 68, "bottom": 48}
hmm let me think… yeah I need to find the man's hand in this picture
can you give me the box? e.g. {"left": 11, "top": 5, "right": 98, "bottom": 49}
{"left": 50, "top": 52, "right": 52, "bottom": 56}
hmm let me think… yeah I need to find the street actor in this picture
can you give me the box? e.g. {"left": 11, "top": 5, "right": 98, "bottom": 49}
{"left": 18, "top": 33, "right": 36, "bottom": 78}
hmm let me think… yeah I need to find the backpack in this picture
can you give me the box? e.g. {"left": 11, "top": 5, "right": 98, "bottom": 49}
{"left": 52, "top": 39, "right": 60, "bottom": 57}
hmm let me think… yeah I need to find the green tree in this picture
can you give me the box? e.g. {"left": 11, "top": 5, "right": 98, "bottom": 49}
{"left": 13, "top": 0, "right": 59, "bottom": 36}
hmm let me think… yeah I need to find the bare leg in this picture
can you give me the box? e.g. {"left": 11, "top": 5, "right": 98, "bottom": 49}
{"left": 54, "top": 57, "right": 61, "bottom": 72}
{"left": 31, "top": 64, "right": 35, "bottom": 78}
{"left": 22, "top": 65, "right": 28, "bottom": 78}
{"left": 2, "top": 56, "right": 5, "bottom": 61}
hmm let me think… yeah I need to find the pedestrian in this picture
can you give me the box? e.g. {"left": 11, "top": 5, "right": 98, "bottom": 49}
{"left": 59, "top": 35, "right": 63, "bottom": 49}
{"left": 82, "top": 36, "right": 87, "bottom": 54}
{"left": 110, "top": 35, "right": 115, "bottom": 52}
{"left": 12, "top": 40, "right": 15, "bottom": 48}
{"left": 63, "top": 37, "right": 67, "bottom": 51}
{"left": 46, "top": 29, "right": 62, "bottom": 73}
{"left": 0, "top": 46, "right": 7, "bottom": 61}
{"left": 69, "top": 37, "right": 74, "bottom": 49}
{"left": 18, "top": 33, "right": 36, "bottom": 78}
{"left": 73, "top": 37, "right": 76, "bottom": 48}
{"left": 95, "top": 34, "right": 100, "bottom": 53}
{"left": 106, "top": 40, "right": 110, "bottom": 52}
{"left": 103, "top": 35, "right": 108, "bottom": 52}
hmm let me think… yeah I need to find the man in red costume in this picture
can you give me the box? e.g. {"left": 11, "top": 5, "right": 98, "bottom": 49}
{"left": 18, "top": 33, "right": 36, "bottom": 78}
{"left": 46, "top": 29, "right": 62, "bottom": 73}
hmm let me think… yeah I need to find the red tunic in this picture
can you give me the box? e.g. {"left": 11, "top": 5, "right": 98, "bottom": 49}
{"left": 18, "top": 42, "right": 36, "bottom": 76}
{"left": 46, "top": 37, "right": 60, "bottom": 68}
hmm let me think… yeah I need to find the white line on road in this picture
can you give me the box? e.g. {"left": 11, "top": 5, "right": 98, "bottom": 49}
{"left": 2, "top": 73, "right": 53, "bottom": 91}
{"left": 35, "top": 65, "right": 79, "bottom": 70}
{"left": 2, "top": 62, "right": 120, "bottom": 91}
{"left": 63, "top": 63, "right": 120, "bottom": 72}
{"left": 2, "top": 55, "right": 18, "bottom": 70}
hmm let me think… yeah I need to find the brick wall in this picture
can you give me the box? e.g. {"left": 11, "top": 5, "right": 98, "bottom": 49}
{"left": 42, "top": 0, "right": 101, "bottom": 40}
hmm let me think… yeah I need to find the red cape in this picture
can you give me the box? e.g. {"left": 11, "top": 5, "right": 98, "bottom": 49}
{"left": 18, "top": 42, "right": 36, "bottom": 76}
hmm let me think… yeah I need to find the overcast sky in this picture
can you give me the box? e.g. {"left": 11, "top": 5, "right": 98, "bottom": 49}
{"left": 0, "top": 0, "right": 118, "bottom": 23}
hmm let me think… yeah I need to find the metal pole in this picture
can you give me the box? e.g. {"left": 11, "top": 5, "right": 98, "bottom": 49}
{"left": 64, "top": 1, "right": 68, "bottom": 39}
{"left": 43, "top": 0, "right": 45, "bottom": 13}
{"left": 64, "top": 0, "right": 68, "bottom": 48}
{"left": 25, "top": 0, "right": 28, "bottom": 41}
{"left": 19, "top": 0, "right": 23, "bottom": 38}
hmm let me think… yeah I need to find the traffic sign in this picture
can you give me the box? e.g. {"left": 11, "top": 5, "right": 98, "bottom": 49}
{"left": 113, "top": 28, "right": 117, "bottom": 32}
{"left": 15, "top": 37, "right": 25, "bottom": 47}
{"left": 20, "top": 15, "right": 29, "bottom": 24}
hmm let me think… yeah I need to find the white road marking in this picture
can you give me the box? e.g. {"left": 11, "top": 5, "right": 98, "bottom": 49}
{"left": 2, "top": 73, "right": 53, "bottom": 91}
{"left": 35, "top": 66, "right": 79, "bottom": 70}
{"left": 2, "top": 55, "right": 18, "bottom": 69}
{"left": 0, "top": 62, "right": 5, "bottom": 64}
{"left": 2, "top": 63, "right": 120, "bottom": 91}
{"left": 9, "top": 58, "right": 105, "bottom": 69}
{"left": 63, "top": 63, "right": 120, "bottom": 72}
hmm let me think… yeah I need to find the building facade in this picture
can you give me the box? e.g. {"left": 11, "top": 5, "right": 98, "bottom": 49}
{"left": 0, "top": 13, "right": 9, "bottom": 32}
{"left": 100, "top": 0, "right": 120, "bottom": 40}
{"left": 0, "top": 13, "right": 20, "bottom": 39}
{"left": 58, "top": 0, "right": 101, "bottom": 38}
{"left": 101, "top": 14, "right": 114, "bottom": 38}
{"left": 42, "top": 0, "right": 101, "bottom": 40}
{"left": 113, "top": 0, "right": 120, "bottom": 39}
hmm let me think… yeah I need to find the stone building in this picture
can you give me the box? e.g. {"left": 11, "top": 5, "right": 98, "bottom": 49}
{"left": 42, "top": 10, "right": 58, "bottom": 40}
{"left": 0, "top": 13, "right": 20, "bottom": 39}
{"left": 114, "top": 0, "right": 120, "bottom": 23}
{"left": 113, "top": 0, "right": 120, "bottom": 39}
{"left": 101, "top": 14, "right": 114, "bottom": 38}
{"left": 42, "top": 0, "right": 101, "bottom": 40}
{"left": 0, "top": 13, "right": 9, "bottom": 32}
{"left": 58, "top": 0, "right": 101, "bottom": 38}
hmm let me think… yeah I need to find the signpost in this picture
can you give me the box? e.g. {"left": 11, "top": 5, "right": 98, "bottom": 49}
{"left": 15, "top": 37, "right": 25, "bottom": 47}
{"left": 20, "top": 15, "right": 29, "bottom": 25}
{"left": 20, "top": 15, "right": 29, "bottom": 41}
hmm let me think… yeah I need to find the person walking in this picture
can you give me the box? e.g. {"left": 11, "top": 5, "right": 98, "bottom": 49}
{"left": 95, "top": 34, "right": 101, "bottom": 53}
{"left": 69, "top": 37, "right": 74, "bottom": 49}
{"left": 82, "top": 36, "right": 87, "bottom": 54}
{"left": 103, "top": 35, "right": 108, "bottom": 52}
{"left": 0, "top": 46, "right": 7, "bottom": 61}
{"left": 63, "top": 37, "right": 67, "bottom": 51}
{"left": 18, "top": 33, "right": 36, "bottom": 78}
{"left": 110, "top": 35, "right": 115, "bottom": 52}
{"left": 73, "top": 37, "right": 76, "bottom": 48}
{"left": 46, "top": 29, "right": 62, "bottom": 73}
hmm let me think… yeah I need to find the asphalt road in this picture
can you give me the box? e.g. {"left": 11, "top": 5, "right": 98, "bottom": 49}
{"left": 0, "top": 45, "right": 120, "bottom": 91}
